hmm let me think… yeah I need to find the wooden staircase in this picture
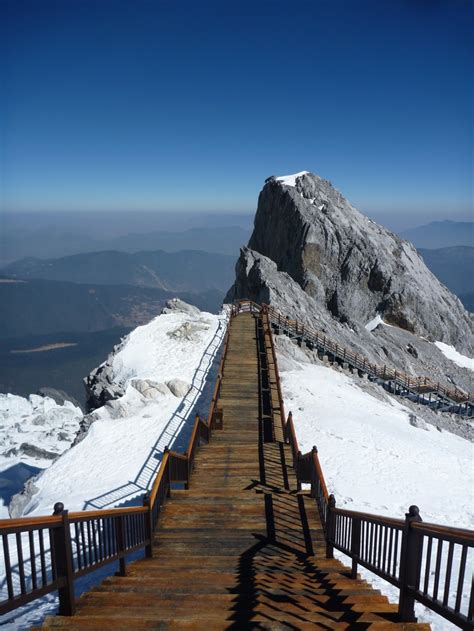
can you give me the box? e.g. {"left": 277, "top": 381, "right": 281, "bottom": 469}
{"left": 37, "top": 312, "right": 430, "bottom": 630}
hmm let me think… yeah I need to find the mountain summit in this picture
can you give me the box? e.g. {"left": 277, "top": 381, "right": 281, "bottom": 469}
{"left": 226, "top": 172, "right": 472, "bottom": 390}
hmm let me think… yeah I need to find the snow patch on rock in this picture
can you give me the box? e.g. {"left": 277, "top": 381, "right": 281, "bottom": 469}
{"left": 434, "top": 342, "right": 473, "bottom": 371}
{"left": 275, "top": 171, "right": 310, "bottom": 187}
{"left": 365, "top": 314, "right": 384, "bottom": 332}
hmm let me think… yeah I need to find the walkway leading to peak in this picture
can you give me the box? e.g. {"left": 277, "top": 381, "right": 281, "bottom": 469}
{"left": 34, "top": 311, "right": 431, "bottom": 629}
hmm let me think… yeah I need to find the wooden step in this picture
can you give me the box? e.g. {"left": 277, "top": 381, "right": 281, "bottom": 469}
{"left": 36, "top": 312, "right": 429, "bottom": 630}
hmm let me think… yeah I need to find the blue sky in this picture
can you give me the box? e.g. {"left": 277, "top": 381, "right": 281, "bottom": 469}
{"left": 1, "top": 0, "right": 472, "bottom": 218}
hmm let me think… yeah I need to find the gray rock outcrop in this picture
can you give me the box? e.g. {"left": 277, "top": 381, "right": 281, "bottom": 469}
{"left": 131, "top": 379, "right": 170, "bottom": 398}
{"left": 166, "top": 378, "right": 191, "bottom": 398}
{"left": 162, "top": 298, "right": 201, "bottom": 317}
{"left": 226, "top": 172, "right": 473, "bottom": 392}
{"left": 9, "top": 477, "right": 40, "bottom": 518}
{"left": 84, "top": 336, "right": 128, "bottom": 410}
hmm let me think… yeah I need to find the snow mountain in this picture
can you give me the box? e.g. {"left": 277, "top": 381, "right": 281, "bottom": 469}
{"left": 226, "top": 171, "right": 473, "bottom": 395}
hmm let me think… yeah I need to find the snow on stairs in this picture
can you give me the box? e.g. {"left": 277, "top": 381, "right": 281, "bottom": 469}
{"left": 36, "top": 312, "right": 430, "bottom": 630}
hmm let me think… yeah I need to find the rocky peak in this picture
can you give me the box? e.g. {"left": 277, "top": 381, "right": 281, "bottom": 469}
{"left": 230, "top": 171, "right": 472, "bottom": 354}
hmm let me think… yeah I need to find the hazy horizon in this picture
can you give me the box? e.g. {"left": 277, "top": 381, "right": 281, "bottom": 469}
{"left": 2, "top": 207, "right": 472, "bottom": 236}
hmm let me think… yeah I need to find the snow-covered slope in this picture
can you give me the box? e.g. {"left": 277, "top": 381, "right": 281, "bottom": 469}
{"left": 1, "top": 302, "right": 226, "bottom": 629}
{"left": 0, "top": 394, "right": 82, "bottom": 518}
{"left": 18, "top": 305, "right": 226, "bottom": 517}
{"left": 276, "top": 335, "right": 474, "bottom": 630}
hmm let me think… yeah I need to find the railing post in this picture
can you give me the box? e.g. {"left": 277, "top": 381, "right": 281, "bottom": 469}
{"left": 162, "top": 446, "right": 172, "bottom": 498}
{"left": 310, "top": 445, "right": 318, "bottom": 498}
{"left": 296, "top": 451, "right": 302, "bottom": 491}
{"left": 286, "top": 411, "right": 292, "bottom": 443}
{"left": 398, "top": 505, "right": 423, "bottom": 622}
{"left": 351, "top": 517, "right": 361, "bottom": 579}
{"left": 143, "top": 494, "right": 153, "bottom": 558}
{"left": 51, "top": 502, "right": 75, "bottom": 616}
{"left": 116, "top": 514, "right": 127, "bottom": 576}
{"left": 326, "top": 495, "right": 336, "bottom": 559}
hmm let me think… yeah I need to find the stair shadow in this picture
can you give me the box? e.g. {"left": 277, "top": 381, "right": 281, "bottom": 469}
{"left": 227, "top": 534, "right": 399, "bottom": 629}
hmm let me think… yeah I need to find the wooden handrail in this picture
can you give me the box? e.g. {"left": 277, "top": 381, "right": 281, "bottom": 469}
{"left": 333, "top": 507, "right": 405, "bottom": 528}
{"left": 167, "top": 450, "right": 188, "bottom": 461}
{"left": 235, "top": 300, "right": 472, "bottom": 409}
{"left": 186, "top": 413, "right": 204, "bottom": 456}
{"left": 69, "top": 506, "right": 148, "bottom": 520}
{"left": 312, "top": 450, "right": 329, "bottom": 502}
{"left": 411, "top": 521, "right": 474, "bottom": 541}
{"left": 256, "top": 306, "right": 474, "bottom": 628}
{"left": 148, "top": 449, "right": 170, "bottom": 508}
{"left": 262, "top": 309, "right": 286, "bottom": 432}
{"left": 0, "top": 514, "right": 62, "bottom": 530}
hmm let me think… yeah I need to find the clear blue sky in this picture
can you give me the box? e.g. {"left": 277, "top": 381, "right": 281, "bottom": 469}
{"left": 1, "top": 0, "right": 472, "bottom": 218}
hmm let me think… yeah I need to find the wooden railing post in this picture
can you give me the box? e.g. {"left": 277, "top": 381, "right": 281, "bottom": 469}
{"left": 285, "top": 411, "right": 292, "bottom": 443}
{"left": 164, "top": 446, "right": 171, "bottom": 498}
{"left": 296, "top": 451, "right": 302, "bottom": 491}
{"left": 326, "top": 495, "right": 336, "bottom": 559}
{"left": 143, "top": 494, "right": 153, "bottom": 558}
{"left": 116, "top": 515, "right": 126, "bottom": 576}
{"left": 51, "top": 502, "right": 75, "bottom": 616}
{"left": 351, "top": 517, "right": 361, "bottom": 579}
{"left": 310, "top": 445, "right": 317, "bottom": 497}
{"left": 398, "top": 505, "right": 423, "bottom": 622}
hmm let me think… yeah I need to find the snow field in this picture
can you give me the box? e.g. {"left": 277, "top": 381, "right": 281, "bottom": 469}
{"left": 277, "top": 351, "right": 474, "bottom": 630}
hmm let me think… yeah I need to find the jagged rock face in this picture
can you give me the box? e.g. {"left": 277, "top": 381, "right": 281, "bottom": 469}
{"left": 227, "top": 248, "right": 473, "bottom": 393}
{"left": 84, "top": 359, "right": 126, "bottom": 411}
{"left": 228, "top": 172, "right": 473, "bottom": 354}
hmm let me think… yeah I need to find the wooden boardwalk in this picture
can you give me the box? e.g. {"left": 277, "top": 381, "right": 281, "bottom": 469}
{"left": 38, "top": 312, "right": 430, "bottom": 630}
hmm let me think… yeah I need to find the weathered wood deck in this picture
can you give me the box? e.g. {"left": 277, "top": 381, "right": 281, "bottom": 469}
{"left": 38, "top": 312, "right": 430, "bottom": 629}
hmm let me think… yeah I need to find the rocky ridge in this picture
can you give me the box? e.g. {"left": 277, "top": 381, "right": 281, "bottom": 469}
{"left": 226, "top": 172, "right": 473, "bottom": 394}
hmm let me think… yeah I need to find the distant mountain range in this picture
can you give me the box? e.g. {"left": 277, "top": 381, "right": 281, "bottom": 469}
{"left": 400, "top": 220, "right": 473, "bottom": 249}
{"left": 2, "top": 249, "right": 235, "bottom": 293}
{"left": 0, "top": 225, "right": 251, "bottom": 266}
{"left": 418, "top": 246, "right": 473, "bottom": 296}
